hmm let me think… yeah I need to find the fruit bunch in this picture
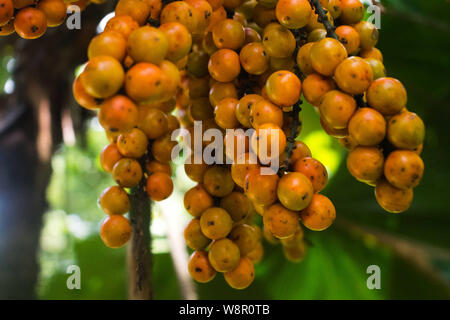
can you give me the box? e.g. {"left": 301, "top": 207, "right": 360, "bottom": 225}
{"left": 171, "top": 0, "right": 340, "bottom": 289}
{"left": 297, "top": 0, "right": 425, "bottom": 213}
{"left": 72, "top": 0, "right": 194, "bottom": 248}
{"left": 0, "top": 0, "right": 103, "bottom": 39}
{"left": 69, "top": 0, "right": 426, "bottom": 290}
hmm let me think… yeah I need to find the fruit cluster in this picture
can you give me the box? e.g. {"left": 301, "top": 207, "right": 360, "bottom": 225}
{"left": 69, "top": 0, "right": 426, "bottom": 290}
{"left": 298, "top": 0, "right": 425, "bottom": 213}
{"left": 72, "top": 0, "right": 192, "bottom": 248}
{"left": 0, "top": 0, "right": 102, "bottom": 39}
{"left": 170, "top": 0, "right": 341, "bottom": 289}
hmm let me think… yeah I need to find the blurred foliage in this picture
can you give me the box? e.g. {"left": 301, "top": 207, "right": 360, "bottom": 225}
{"left": 37, "top": 0, "right": 450, "bottom": 300}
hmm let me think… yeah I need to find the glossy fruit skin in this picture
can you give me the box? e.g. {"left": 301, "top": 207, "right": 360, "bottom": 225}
{"left": 263, "top": 203, "right": 300, "bottom": 239}
{"left": 354, "top": 21, "right": 379, "bottom": 51}
{"left": 262, "top": 23, "right": 296, "bottom": 58}
{"left": 99, "top": 186, "right": 130, "bottom": 215}
{"left": 338, "top": 135, "right": 358, "bottom": 150}
{"left": 127, "top": 26, "right": 169, "bottom": 65}
{"left": 307, "top": 28, "right": 327, "bottom": 42}
{"left": 302, "top": 73, "right": 336, "bottom": 106}
{"left": 185, "top": 161, "right": 209, "bottom": 182}
{"left": 188, "top": 251, "right": 217, "bottom": 283}
{"left": 236, "top": 94, "right": 263, "bottom": 128}
{"left": 250, "top": 99, "right": 283, "bottom": 129}
{"left": 335, "top": 25, "right": 360, "bottom": 54}
{"left": 334, "top": 57, "right": 373, "bottom": 95}
{"left": 247, "top": 242, "right": 264, "bottom": 264}
{"left": 214, "top": 97, "right": 239, "bottom": 129}
{"left": 360, "top": 47, "right": 383, "bottom": 62}
{"left": 340, "top": 0, "right": 364, "bottom": 24}
{"left": 37, "top": 0, "right": 67, "bottom": 27}
{"left": 100, "top": 143, "right": 123, "bottom": 173}
{"left": 310, "top": 38, "right": 348, "bottom": 76}
{"left": 320, "top": 117, "right": 348, "bottom": 138}
{"left": 327, "top": 0, "right": 342, "bottom": 19}
{"left": 184, "top": 218, "right": 211, "bottom": 251}
{"left": 146, "top": 172, "right": 173, "bottom": 201}
{"left": 293, "top": 157, "right": 328, "bottom": 193}
{"left": 213, "top": 18, "right": 245, "bottom": 50}
{"left": 117, "top": 128, "right": 148, "bottom": 158}
{"left": 88, "top": 31, "right": 127, "bottom": 62}
{"left": 231, "top": 152, "right": 260, "bottom": 188}
{"left": 138, "top": 107, "right": 168, "bottom": 139}
{"left": 185, "top": 0, "right": 213, "bottom": 34}
{"left": 275, "top": 0, "right": 311, "bottom": 29}
{"left": 184, "top": 184, "right": 214, "bottom": 217}
{"left": 208, "top": 49, "right": 241, "bottom": 82}
{"left": 306, "top": 10, "right": 334, "bottom": 31}
{"left": 367, "top": 77, "right": 407, "bottom": 116}
{"left": 239, "top": 42, "right": 270, "bottom": 75}
{"left": 81, "top": 56, "right": 125, "bottom": 99}
{"left": 290, "top": 141, "right": 312, "bottom": 164}
{"left": 0, "top": 19, "right": 14, "bottom": 35}
{"left": 159, "top": 22, "right": 193, "bottom": 62}
{"left": 319, "top": 90, "right": 356, "bottom": 129}
{"left": 348, "top": 107, "right": 386, "bottom": 146}
{"left": 347, "top": 146, "right": 384, "bottom": 184}
{"left": 220, "top": 192, "right": 251, "bottom": 222}
{"left": 100, "top": 215, "right": 132, "bottom": 248}
{"left": 253, "top": 4, "right": 276, "bottom": 28}
{"left": 14, "top": 7, "right": 47, "bottom": 39}
{"left": 375, "top": 179, "right": 413, "bottom": 213}
{"left": 0, "top": 0, "right": 13, "bottom": 26}
{"left": 72, "top": 76, "right": 100, "bottom": 110}
{"left": 151, "top": 134, "right": 177, "bottom": 163}
{"left": 277, "top": 172, "right": 314, "bottom": 211}
{"left": 146, "top": 160, "right": 172, "bottom": 175}
{"left": 280, "top": 227, "right": 304, "bottom": 247}
{"left": 209, "top": 81, "right": 237, "bottom": 107}
{"left": 203, "top": 165, "right": 235, "bottom": 197}
{"left": 208, "top": 238, "right": 240, "bottom": 272}
{"left": 244, "top": 168, "right": 279, "bottom": 206}
{"left": 224, "top": 257, "right": 255, "bottom": 289}
{"left": 229, "top": 224, "right": 259, "bottom": 255}
{"left": 199, "top": 207, "right": 233, "bottom": 239}
{"left": 387, "top": 111, "right": 425, "bottom": 150}
{"left": 113, "top": 158, "right": 143, "bottom": 188}
{"left": 384, "top": 150, "right": 424, "bottom": 190}
{"left": 365, "top": 58, "right": 386, "bottom": 80}
{"left": 250, "top": 123, "right": 286, "bottom": 163}
{"left": 301, "top": 194, "right": 336, "bottom": 231}
{"left": 296, "top": 42, "right": 315, "bottom": 75}
{"left": 99, "top": 95, "right": 138, "bottom": 133}
{"left": 265, "top": 70, "right": 301, "bottom": 107}
{"left": 161, "top": 1, "right": 199, "bottom": 33}
{"left": 115, "top": 0, "right": 151, "bottom": 26}
{"left": 105, "top": 15, "right": 139, "bottom": 40}
{"left": 244, "top": 26, "right": 261, "bottom": 44}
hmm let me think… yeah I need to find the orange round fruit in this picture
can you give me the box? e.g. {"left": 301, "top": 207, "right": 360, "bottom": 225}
{"left": 301, "top": 194, "right": 336, "bottom": 231}
{"left": 100, "top": 215, "right": 132, "bottom": 248}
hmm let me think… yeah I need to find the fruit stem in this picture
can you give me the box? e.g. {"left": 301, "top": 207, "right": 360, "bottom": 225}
{"left": 309, "top": 0, "right": 339, "bottom": 39}
{"left": 281, "top": 101, "right": 302, "bottom": 174}
{"left": 127, "top": 170, "right": 153, "bottom": 300}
